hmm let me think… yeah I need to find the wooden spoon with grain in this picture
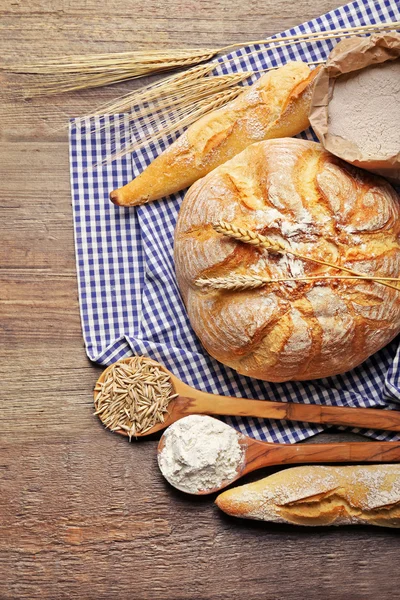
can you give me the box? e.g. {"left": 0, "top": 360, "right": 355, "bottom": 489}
{"left": 94, "top": 357, "right": 400, "bottom": 437}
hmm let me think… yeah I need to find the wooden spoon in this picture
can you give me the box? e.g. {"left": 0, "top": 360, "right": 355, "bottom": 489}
{"left": 94, "top": 357, "right": 400, "bottom": 437}
{"left": 157, "top": 418, "right": 400, "bottom": 495}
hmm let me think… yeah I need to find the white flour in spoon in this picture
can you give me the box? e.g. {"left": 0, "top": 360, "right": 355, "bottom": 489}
{"left": 328, "top": 60, "right": 400, "bottom": 159}
{"left": 158, "top": 415, "right": 243, "bottom": 494}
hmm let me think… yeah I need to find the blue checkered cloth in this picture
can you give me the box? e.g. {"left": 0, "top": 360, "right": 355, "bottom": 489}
{"left": 70, "top": 0, "right": 400, "bottom": 444}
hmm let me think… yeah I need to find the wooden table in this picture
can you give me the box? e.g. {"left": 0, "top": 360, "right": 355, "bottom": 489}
{"left": 1, "top": 1, "right": 399, "bottom": 598}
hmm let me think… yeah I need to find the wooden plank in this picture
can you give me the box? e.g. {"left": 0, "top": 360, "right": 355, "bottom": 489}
{"left": 1, "top": 434, "right": 400, "bottom": 599}
{"left": 0, "top": 0, "right": 343, "bottom": 60}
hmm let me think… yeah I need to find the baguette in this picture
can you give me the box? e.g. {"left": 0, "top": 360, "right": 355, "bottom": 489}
{"left": 215, "top": 465, "right": 400, "bottom": 527}
{"left": 110, "top": 62, "right": 320, "bottom": 207}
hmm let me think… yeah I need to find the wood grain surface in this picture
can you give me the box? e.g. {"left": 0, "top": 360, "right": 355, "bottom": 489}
{"left": 1, "top": 1, "right": 399, "bottom": 599}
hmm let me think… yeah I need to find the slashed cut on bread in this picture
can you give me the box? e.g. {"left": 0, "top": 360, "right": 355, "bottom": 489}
{"left": 216, "top": 465, "right": 400, "bottom": 527}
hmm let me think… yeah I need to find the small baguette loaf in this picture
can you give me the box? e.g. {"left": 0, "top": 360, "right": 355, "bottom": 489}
{"left": 110, "top": 61, "right": 320, "bottom": 206}
{"left": 216, "top": 465, "right": 400, "bottom": 527}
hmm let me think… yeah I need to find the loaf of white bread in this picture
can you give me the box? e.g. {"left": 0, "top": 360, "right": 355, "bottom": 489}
{"left": 216, "top": 465, "right": 400, "bottom": 527}
{"left": 174, "top": 138, "right": 400, "bottom": 381}
{"left": 110, "top": 61, "right": 320, "bottom": 206}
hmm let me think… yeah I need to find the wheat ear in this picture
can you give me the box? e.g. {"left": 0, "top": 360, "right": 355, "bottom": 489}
{"left": 196, "top": 274, "right": 400, "bottom": 291}
{"left": 213, "top": 221, "right": 400, "bottom": 292}
{"left": 9, "top": 21, "right": 398, "bottom": 95}
{"left": 12, "top": 49, "right": 218, "bottom": 95}
{"left": 92, "top": 86, "right": 243, "bottom": 168}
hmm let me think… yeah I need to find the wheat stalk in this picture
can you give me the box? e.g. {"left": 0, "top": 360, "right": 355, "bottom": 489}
{"left": 7, "top": 21, "right": 398, "bottom": 95}
{"left": 12, "top": 49, "right": 218, "bottom": 95}
{"left": 9, "top": 48, "right": 218, "bottom": 74}
{"left": 86, "top": 86, "right": 244, "bottom": 168}
{"left": 88, "top": 63, "right": 216, "bottom": 117}
{"left": 85, "top": 71, "right": 249, "bottom": 136}
{"left": 218, "top": 21, "right": 400, "bottom": 66}
{"left": 129, "top": 85, "right": 243, "bottom": 140}
{"left": 214, "top": 221, "right": 286, "bottom": 252}
{"left": 106, "top": 73, "right": 248, "bottom": 119}
{"left": 196, "top": 274, "right": 400, "bottom": 291}
{"left": 213, "top": 221, "right": 400, "bottom": 292}
{"left": 219, "top": 21, "right": 400, "bottom": 54}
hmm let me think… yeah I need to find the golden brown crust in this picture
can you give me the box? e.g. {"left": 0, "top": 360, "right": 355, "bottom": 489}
{"left": 110, "top": 61, "right": 314, "bottom": 206}
{"left": 215, "top": 465, "right": 400, "bottom": 527}
{"left": 174, "top": 138, "right": 400, "bottom": 381}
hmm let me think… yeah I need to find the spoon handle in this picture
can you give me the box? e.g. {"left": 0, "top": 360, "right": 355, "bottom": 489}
{"left": 242, "top": 440, "right": 400, "bottom": 476}
{"left": 178, "top": 390, "right": 400, "bottom": 432}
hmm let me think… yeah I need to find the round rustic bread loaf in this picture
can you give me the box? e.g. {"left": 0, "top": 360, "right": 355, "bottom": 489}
{"left": 174, "top": 138, "right": 400, "bottom": 381}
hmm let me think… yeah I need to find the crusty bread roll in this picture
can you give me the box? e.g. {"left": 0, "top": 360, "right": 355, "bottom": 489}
{"left": 174, "top": 138, "right": 400, "bottom": 381}
{"left": 110, "top": 62, "right": 320, "bottom": 206}
{"left": 215, "top": 465, "right": 400, "bottom": 527}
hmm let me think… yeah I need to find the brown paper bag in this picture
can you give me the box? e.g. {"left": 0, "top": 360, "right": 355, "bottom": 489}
{"left": 309, "top": 33, "right": 400, "bottom": 183}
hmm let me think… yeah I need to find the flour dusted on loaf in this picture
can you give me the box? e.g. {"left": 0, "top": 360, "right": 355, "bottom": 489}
{"left": 158, "top": 415, "right": 243, "bottom": 493}
{"left": 215, "top": 465, "right": 400, "bottom": 527}
{"left": 328, "top": 61, "right": 400, "bottom": 160}
{"left": 174, "top": 138, "right": 400, "bottom": 382}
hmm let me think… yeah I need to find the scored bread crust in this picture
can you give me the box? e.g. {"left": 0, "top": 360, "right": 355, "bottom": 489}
{"left": 174, "top": 138, "right": 400, "bottom": 381}
{"left": 215, "top": 465, "right": 400, "bottom": 527}
{"left": 110, "top": 61, "right": 319, "bottom": 206}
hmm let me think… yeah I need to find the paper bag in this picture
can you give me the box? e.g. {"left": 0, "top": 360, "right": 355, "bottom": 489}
{"left": 309, "top": 33, "right": 400, "bottom": 183}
